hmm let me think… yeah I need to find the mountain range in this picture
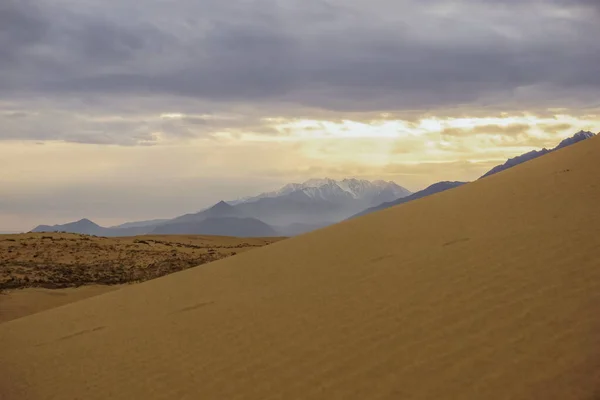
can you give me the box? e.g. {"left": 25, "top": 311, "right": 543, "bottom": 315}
{"left": 230, "top": 178, "right": 411, "bottom": 206}
{"left": 31, "top": 131, "right": 597, "bottom": 237}
{"left": 32, "top": 179, "right": 412, "bottom": 237}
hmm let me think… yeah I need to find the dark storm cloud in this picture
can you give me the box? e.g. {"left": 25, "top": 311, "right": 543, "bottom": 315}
{"left": 0, "top": 0, "right": 48, "bottom": 67}
{"left": 1, "top": 0, "right": 599, "bottom": 142}
{"left": 0, "top": 0, "right": 172, "bottom": 88}
{"left": 64, "top": 20, "right": 144, "bottom": 63}
{"left": 0, "top": 107, "right": 162, "bottom": 145}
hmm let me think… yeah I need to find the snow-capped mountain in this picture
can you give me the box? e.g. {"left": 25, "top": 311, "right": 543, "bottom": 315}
{"left": 228, "top": 183, "right": 305, "bottom": 205}
{"left": 554, "top": 130, "right": 595, "bottom": 150}
{"left": 230, "top": 178, "right": 411, "bottom": 206}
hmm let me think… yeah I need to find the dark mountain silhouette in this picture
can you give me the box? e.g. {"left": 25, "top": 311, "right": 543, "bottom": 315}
{"left": 150, "top": 217, "right": 278, "bottom": 237}
{"left": 207, "top": 200, "right": 239, "bottom": 215}
{"left": 166, "top": 201, "right": 244, "bottom": 225}
{"left": 480, "top": 131, "right": 596, "bottom": 179}
{"left": 32, "top": 218, "right": 106, "bottom": 236}
{"left": 554, "top": 130, "right": 596, "bottom": 150}
{"left": 349, "top": 181, "right": 467, "bottom": 219}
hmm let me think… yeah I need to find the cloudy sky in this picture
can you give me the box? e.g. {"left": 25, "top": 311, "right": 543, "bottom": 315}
{"left": 1, "top": 0, "right": 599, "bottom": 231}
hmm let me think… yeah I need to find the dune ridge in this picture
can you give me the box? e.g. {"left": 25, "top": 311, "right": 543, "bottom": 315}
{"left": 1, "top": 136, "right": 600, "bottom": 399}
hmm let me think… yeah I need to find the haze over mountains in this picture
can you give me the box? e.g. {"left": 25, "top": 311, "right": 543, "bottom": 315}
{"left": 31, "top": 131, "right": 597, "bottom": 237}
{"left": 33, "top": 179, "right": 412, "bottom": 237}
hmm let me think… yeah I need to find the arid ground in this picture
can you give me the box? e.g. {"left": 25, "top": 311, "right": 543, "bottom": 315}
{"left": 0, "top": 233, "right": 283, "bottom": 322}
{"left": 1, "top": 136, "right": 600, "bottom": 399}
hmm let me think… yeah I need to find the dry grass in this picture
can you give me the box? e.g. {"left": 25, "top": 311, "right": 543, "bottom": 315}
{"left": 0, "top": 233, "right": 284, "bottom": 290}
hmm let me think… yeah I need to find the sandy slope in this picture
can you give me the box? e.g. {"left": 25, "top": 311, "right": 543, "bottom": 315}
{"left": 0, "top": 285, "right": 120, "bottom": 324}
{"left": 1, "top": 136, "right": 600, "bottom": 399}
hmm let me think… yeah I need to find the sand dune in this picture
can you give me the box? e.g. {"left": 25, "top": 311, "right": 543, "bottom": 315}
{"left": 1, "top": 136, "right": 600, "bottom": 399}
{"left": 0, "top": 285, "right": 120, "bottom": 324}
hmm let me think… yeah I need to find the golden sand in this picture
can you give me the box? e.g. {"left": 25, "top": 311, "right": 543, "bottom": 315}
{"left": 1, "top": 136, "right": 599, "bottom": 399}
{"left": 0, "top": 285, "right": 119, "bottom": 324}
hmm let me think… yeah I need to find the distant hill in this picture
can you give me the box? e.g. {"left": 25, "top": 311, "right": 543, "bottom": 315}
{"left": 480, "top": 131, "right": 596, "bottom": 179}
{"left": 32, "top": 219, "right": 107, "bottom": 236}
{"left": 32, "top": 219, "right": 158, "bottom": 237}
{"left": 350, "top": 181, "right": 467, "bottom": 219}
{"left": 150, "top": 217, "right": 278, "bottom": 237}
